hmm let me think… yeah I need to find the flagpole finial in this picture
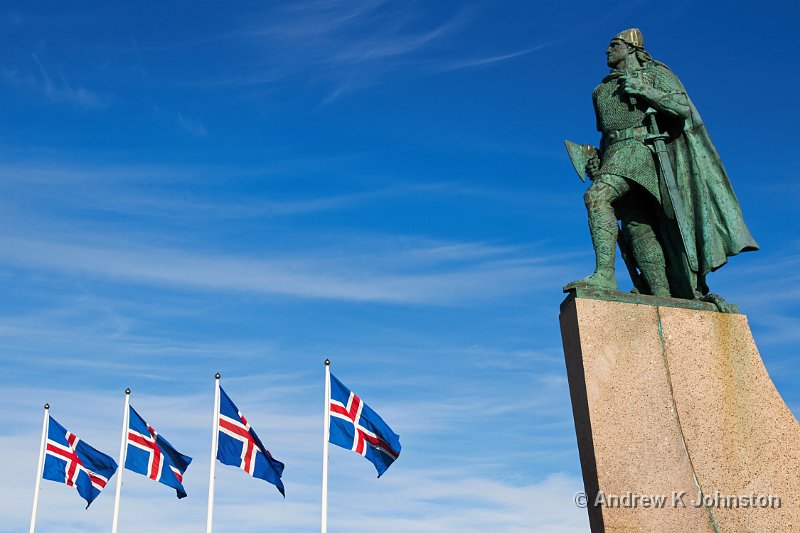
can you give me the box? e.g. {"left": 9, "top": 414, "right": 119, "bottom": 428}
{"left": 44, "top": 403, "right": 49, "bottom": 410}
{"left": 125, "top": 388, "right": 131, "bottom": 395}
{"left": 324, "top": 359, "right": 330, "bottom": 366}
{"left": 215, "top": 372, "right": 221, "bottom": 380}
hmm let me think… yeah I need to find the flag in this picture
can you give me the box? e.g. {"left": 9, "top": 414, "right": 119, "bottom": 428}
{"left": 216, "top": 386, "right": 285, "bottom": 495}
{"left": 328, "top": 373, "right": 401, "bottom": 476}
{"left": 125, "top": 406, "right": 192, "bottom": 498}
{"left": 43, "top": 416, "right": 118, "bottom": 507}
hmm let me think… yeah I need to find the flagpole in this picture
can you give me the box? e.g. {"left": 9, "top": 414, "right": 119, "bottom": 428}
{"left": 321, "top": 359, "right": 331, "bottom": 533}
{"left": 29, "top": 403, "right": 49, "bottom": 533}
{"left": 111, "top": 388, "right": 131, "bottom": 533}
{"left": 206, "top": 373, "right": 221, "bottom": 533}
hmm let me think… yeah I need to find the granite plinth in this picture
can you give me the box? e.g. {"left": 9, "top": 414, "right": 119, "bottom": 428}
{"left": 560, "top": 295, "right": 800, "bottom": 532}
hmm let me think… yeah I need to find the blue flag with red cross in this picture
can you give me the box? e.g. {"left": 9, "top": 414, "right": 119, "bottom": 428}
{"left": 125, "top": 405, "right": 192, "bottom": 498}
{"left": 328, "top": 373, "right": 401, "bottom": 477}
{"left": 216, "top": 386, "right": 285, "bottom": 496}
{"left": 43, "top": 416, "right": 118, "bottom": 507}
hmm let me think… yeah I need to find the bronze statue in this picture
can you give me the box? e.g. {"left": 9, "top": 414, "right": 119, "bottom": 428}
{"left": 564, "top": 29, "right": 758, "bottom": 310}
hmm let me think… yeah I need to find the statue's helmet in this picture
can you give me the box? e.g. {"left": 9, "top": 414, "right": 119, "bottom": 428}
{"left": 612, "top": 28, "right": 644, "bottom": 49}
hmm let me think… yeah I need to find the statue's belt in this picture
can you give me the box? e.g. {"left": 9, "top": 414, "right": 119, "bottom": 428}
{"left": 603, "top": 126, "right": 648, "bottom": 145}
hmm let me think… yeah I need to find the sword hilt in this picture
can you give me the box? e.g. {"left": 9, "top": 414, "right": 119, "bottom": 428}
{"left": 644, "top": 107, "right": 661, "bottom": 135}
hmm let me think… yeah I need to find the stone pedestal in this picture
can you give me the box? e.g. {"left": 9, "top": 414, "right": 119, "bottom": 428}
{"left": 560, "top": 293, "right": 800, "bottom": 532}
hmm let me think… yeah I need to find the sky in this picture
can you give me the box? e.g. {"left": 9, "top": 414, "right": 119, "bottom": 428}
{"left": 1, "top": 1, "right": 798, "bottom": 532}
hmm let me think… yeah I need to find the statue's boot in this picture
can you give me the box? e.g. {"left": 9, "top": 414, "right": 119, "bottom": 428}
{"left": 564, "top": 206, "right": 618, "bottom": 292}
{"left": 631, "top": 234, "right": 670, "bottom": 297}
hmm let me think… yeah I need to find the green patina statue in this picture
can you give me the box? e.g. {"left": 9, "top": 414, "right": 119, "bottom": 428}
{"left": 564, "top": 28, "right": 758, "bottom": 311}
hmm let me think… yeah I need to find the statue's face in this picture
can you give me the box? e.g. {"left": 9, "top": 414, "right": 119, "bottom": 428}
{"left": 606, "top": 39, "right": 630, "bottom": 68}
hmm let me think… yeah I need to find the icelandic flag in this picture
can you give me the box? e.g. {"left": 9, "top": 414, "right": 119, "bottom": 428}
{"left": 125, "top": 406, "right": 192, "bottom": 498}
{"left": 216, "top": 386, "right": 285, "bottom": 496}
{"left": 43, "top": 416, "right": 118, "bottom": 507}
{"left": 328, "top": 373, "right": 401, "bottom": 477}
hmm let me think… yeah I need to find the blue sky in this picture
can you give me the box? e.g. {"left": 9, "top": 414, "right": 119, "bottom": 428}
{"left": 1, "top": 1, "right": 798, "bottom": 531}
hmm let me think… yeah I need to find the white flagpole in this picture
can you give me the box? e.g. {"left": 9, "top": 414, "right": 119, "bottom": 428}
{"left": 29, "top": 403, "right": 49, "bottom": 533}
{"left": 321, "top": 359, "right": 331, "bottom": 533}
{"left": 206, "top": 373, "right": 221, "bottom": 533}
{"left": 111, "top": 388, "right": 131, "bottom": 533}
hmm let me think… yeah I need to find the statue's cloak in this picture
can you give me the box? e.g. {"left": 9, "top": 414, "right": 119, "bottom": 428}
{"left": 650, "top": 62, "right": 759, "bottom": 276}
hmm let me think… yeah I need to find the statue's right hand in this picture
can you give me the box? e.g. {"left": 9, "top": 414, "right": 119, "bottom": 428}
{"left": 585, "top": 156, "right": 601, "bottom": 180}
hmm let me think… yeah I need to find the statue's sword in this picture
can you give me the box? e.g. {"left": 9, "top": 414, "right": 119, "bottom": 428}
{"left": 644, "top": 108, "right": 698, "bottom": 271}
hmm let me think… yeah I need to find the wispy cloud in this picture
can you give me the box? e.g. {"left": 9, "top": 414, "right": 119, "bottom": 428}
{"left": 145, "top": 104, "right": 210, "bottom": 138}
{"left": 433, "top": 42, "right": 558, "bottom": 74}
{"left": 229, "top": 2, "right": 467, "bottom": 94}
{"left": 0, "top": 152, "right": 575, "bottom": 307}
{"left": 717, "top": 247, "right": 800, "bottom": 346}
{"left": 1, "top": 53, "right": 108, "bottom": 109}
{"left": 5, "top": 10, "right": 23, "bottom": 26}
{"left": 187, "top": 2, "right": 554, "bottom": 101}
{"left": 0, "top": 230, "right": 563, "bottom": 305}
{"left": 0, "top": 157, "right": 572, "bottom": 227}
{"left": 175, "top": 113, "right": 208, "bottom": 137}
